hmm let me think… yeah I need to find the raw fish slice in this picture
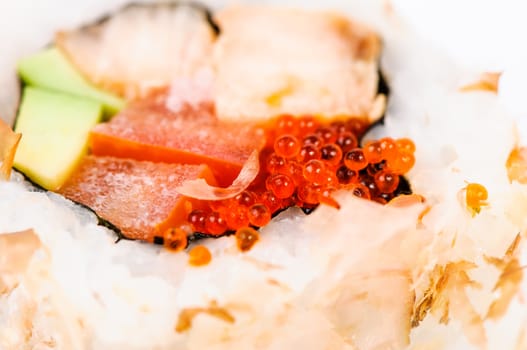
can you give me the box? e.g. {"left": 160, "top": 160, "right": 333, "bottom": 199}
{"left": 214, "top": 6, "right": 384, "bottom": 122}
{"left": 58, "top": 156, "right": 216, "bottom": 241}
{"left": 90, "top": 93, "right": 264, "bottom": 186}
{"left": 56, "top": 3, "right": 217, "bottom": 99}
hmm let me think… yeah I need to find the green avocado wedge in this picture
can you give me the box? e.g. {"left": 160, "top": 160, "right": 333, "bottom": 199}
{"left": 17, "top": 48, "right": 124, "bottom": 116}
{"left": 13, "top": 87, "right": 103, "bottom": 191}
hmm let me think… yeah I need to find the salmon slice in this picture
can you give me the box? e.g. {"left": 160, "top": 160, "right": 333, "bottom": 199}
{"left": 58, "top": 156, "right": 216, "bottom": 241}
{"left": 89, "top": 95, "right": 264, "bottom": 187}
{"left": 56, "top": 3, "right": 217, "bottom": 99}
{"left": 213, "top": 6, "right": 384, "bottom": 122}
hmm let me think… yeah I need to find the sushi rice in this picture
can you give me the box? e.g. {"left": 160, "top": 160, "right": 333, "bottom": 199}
{"left": 2, "top": 1, "right": 527, "bottom": 349}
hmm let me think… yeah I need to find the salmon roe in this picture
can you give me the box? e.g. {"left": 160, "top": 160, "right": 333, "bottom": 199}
{"left": 248, "top": 203, "right": 271, "bottom": 227}
{"left": 336, "top": 132, "right": 358, "bottom": 152}
{"left": 374, "top": 171, "right": 400, "bottom": 193}
{"left": 298, "top": 144, "right": 321, "bottom": 162}
{"left": 235, "top": 227, "right": 260, "bottom": 252}
{"left": 344, "top": 149, "right": 368, "bottom": 170}
{"left": 224, "top": 205, "right": 249, "bottom": 229}
{"left": 364, "top": 141, "right": 383, "bottom": 164}
{"left": 169, "top": 114, "right": 415, "bottom": 252}
{"left": 303, "top": 160, "right": 327, "bottom": 184}
{"left": 274, "top": 134, "right": 301, "bottom": 158}
{"left": 320, "top": 144, "right": 342, "bottom": 166}
{"left": 205, "top": 212, "right": 228, "bottom": 236}
{"left": 188, "top": 209, "right": 207, "bottom": 232}
{"left": 188, "top": 245, "right": 212, "bottom": 266}
{"left": 163, "top": 228, "right": 188, "bottom": 252}
{"left": 396, "top": 138, "right": 416, "bottom": 153}
{"left": 266, "top": 173, "right": 295, "bottom": 198}
{"left": 466, "top": 183, "right": 488, "bottom": 212}
{"left": 387, "top": 152, "right": 415, "bottom": 174}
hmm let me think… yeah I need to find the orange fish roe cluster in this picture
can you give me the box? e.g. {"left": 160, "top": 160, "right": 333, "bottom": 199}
{"left": 185, "top": 115, "right": 416, "bottom": 242}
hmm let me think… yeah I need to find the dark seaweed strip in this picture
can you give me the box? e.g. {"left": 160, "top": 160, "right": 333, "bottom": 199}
{"left": 377, "top": 67, "right": 390, "bottom": 96}
{"left": 12, "top": 169, "right": 47, "bottom": 193}
{"left": 72, "top": 202, "right": 130, "bottom": 243}
{"left": 201, "top": 4, "right": 221, "bottom": 35}
{"left": 394, "top": 175, "right": 412, "bottom": 196}
{"left": 187, "top": 230, "right": 235, "bottom": 243}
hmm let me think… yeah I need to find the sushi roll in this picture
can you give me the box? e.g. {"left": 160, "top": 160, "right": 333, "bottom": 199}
{"left": 1, "top": 1, "right": 527, "bottom": 350}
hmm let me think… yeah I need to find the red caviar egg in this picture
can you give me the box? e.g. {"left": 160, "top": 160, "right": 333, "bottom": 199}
{"left": 298, "top": 144, "right": 321, "bottom": 163}
{"left": 336, "top": 132, "right": 357, "bottom": 152}
{"left": 296, "top": 183, "right": 320, "bottom": 204}
{"left": 266, "top": 173, "right": 295, "bottom": 198}
{"left": 330, "top": 120, "right": 347, "bottom": 134}
{"left": 205, "top": 212, "right": 228, "bottom": 235}
{"left": 315, "top": 126, "right": 337, "bottom": 144}
{"left": 303, "top": 134, "right": 324, "bottom": 148}
{"left": 188, "top": 209, "right": 207, "bottom": 232}
{"left": 396, "top": 138, "right": 416, "bottom": 154}
{"left": 274, "top": 134, "right": 301, "bottom": 158}
{"left": 360, "top": 176, "right": 379, "bottom": 197}
{"left": 336, "top": 165, "right": 358, "bottom": 184}
{"left": 349, "top": 183, "right": 371, "bottom": 199}
{"left": 188, "top": 245, "right": 211, "bottom": 266}
{"left": 320, "top": 143, "right": 343, "bottom": 166}
{"left": 323, "top": 170, "right": 339, "bottom": 187}
{"left": 303, "top": 159, "right": 327, "bottom": 184}
{"left": 276, "top": 114, "right": 298, "bottom": 135}
{"left": 280, "top": 196, "right": 296, "bottom": 209}
{"left": 224, "top": 206, "right": 250, "bottom": 230}
{"left": 208, "top": 200, "right": 228, "bottom": 213}
{"left": 235, "top": 191, "right": 256, "bottom": 207}
{"left": 343, "top": 149, "right": 368, "bottom": 170}
{"left": 374, "top": 171, "right": 400, "bottom": 193}
{"left": 363, "top": 141, "right": 383, "bottom": 163}
{"left": 366, "top": 162, "right": 385, "bottom": 177}
{"left": 387, "top": 152, "right": 415, "bottom": 174}
{"left": 286, "top": 160, "right": 304, "bottom": 185}
{"left": 164, "top": 227, "right": 187, "bottom": 252}
{"left": 261, "top": 191, "right": 282, "bottom": 213}
{"left": 235, "top": 227, "right": 259, "bottom": 252}
{"left": 248, "top": 203, "right": 271, "bottom": 227}
{"left": 298, "top": 115, "right": 319, "bottom": 134}
{"left": 266, "top": 153, "right": 287, "bottom": 173}
{"left": 379, "top": 138, "right": 397, "bottom": 160}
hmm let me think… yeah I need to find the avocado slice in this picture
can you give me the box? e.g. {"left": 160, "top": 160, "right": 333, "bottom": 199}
{"left": 17, "top": 48, "right": 124, "bottom": 116}
{"left": 14, "top": 87, "right": 103, "bottom": 191}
